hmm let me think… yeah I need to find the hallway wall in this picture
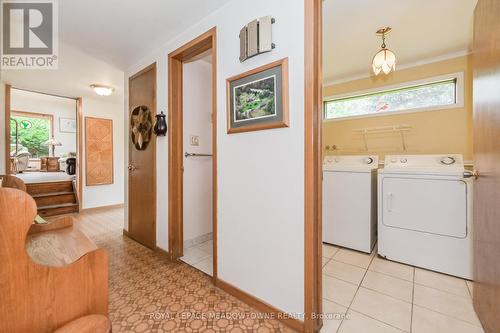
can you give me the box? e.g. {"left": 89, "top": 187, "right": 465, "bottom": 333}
{"left": 125, "top": 0, "right": 305, "bottom": 315}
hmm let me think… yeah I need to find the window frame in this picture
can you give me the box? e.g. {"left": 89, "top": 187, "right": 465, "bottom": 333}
{"left": 323, "top": 72, "right": 465, "bottom": 122}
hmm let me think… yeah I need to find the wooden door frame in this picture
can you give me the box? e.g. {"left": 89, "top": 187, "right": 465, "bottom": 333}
{"left": 4, "top": 84, "right": 11, "bottom": 174}
{"left": 168, "top": 27, "right": 218, "bottom": 280}
{"left": 304, "top": 0, "right": 323, "bottom": 332}
{"left": 4, "top": 85, "right": 83, "bottom": 211}
{"left": 127, "top": 62, "right": 157, "bottom": 248}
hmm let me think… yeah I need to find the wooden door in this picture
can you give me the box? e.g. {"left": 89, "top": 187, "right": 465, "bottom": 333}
{"left": 472, "top": 1, "right": 500, "bottom": 332}
{"left": 128, "top": 63, "right": 156, "bottom": 249}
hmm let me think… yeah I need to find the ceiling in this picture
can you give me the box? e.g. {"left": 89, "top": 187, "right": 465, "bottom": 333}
{"left": 1, "top": 0, "right": 232, "bottom": 103}
{"left": 59, "top": 0, "right": 232, "bottom": 69}
{"left": 1, "top": 42, "right": 125, "bottom": 103}
{"left": 323, "top": 0, "right": 478, "bottom": 84}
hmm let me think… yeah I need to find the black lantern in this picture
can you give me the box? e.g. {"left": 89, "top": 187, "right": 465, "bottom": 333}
{"left": 153, "top": 111, "right": 167, "bottom": 136}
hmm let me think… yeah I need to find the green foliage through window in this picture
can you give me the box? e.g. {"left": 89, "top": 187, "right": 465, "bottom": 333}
{"left": 324, "top": 79, "right": 457, "bottom": 120}
{"left": 10, "top": 115, "right": 51, "bottom": 157}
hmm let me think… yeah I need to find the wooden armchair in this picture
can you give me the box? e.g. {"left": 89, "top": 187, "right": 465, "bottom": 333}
{"left": 0, "top": 187, "right": 111, "bottom": 333}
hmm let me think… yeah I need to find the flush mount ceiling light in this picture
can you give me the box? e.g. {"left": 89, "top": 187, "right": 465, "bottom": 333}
{"left": 90, "top": 84, "right": 114, "bottom": 96}
{"left": 372, "top": 27, "right": 397, "bottom": 76}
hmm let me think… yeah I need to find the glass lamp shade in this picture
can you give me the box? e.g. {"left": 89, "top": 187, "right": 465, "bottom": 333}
{"left": 372, "top": 48, "right": 396, "bottom": 75}
{"left": 45, "top": 137, "right": 62, "bottom": 146}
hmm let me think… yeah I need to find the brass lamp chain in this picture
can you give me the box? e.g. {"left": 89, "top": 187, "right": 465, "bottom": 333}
{"left": 381, "top": 33, "right": 387, "bottom": 49}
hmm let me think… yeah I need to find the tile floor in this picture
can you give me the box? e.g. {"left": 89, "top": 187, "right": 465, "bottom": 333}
{"left": 320, "top": 243, "right": 484, "bottom": 333}
{"left": 180, "top": 240, "right": 214, "bottom": 276}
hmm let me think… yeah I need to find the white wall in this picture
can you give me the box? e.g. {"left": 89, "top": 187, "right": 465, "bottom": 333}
{"left": 11, "top": 89, "right": 77, "bottom": 157}
{"left": 82, "top": 98, "right": 125, "bottom": 209}
{"left": 126, "top": 0, "right": 305, "bottom": 315}
{"left": 183, "top": 59, "right": 213, "bottom": 244}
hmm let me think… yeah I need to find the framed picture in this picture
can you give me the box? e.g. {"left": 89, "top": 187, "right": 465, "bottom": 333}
{"left": 226, "top": 58, "right": 289, "bottom": 134}
{"left": 59, "top": 117, "right": 77, "bottom": 133}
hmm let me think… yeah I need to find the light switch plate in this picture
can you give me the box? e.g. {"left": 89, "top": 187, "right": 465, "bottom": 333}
{"left": 190, "top": 135, "right": 200, "bottom": 146}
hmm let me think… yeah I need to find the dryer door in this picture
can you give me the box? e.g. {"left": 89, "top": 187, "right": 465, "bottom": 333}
{"left": 381, "top": 177, "right": 467, "bottom": 238}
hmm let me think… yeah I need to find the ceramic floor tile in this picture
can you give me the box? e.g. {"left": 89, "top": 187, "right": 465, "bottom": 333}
{"left": 414, "top": 268, "right": 470, "bottom": 297}
{"left": 368, "top": 256, "right": 414, "bottom": 282}
{"left": 322, "top": 257, "right": 331, "bottom": 267}
{"left": 193, "top": 256, "right": 213, "bottom": 276}
{"left": 333, "top": 248, "right": 373, "bottom": 269}
{"left": 323, "top": 243, "right": 340, "bottom": 258}
{"left": 180, "top": 246, "right": 210, "bottom": 265}
{"left": 323, "top": 274, "right": 358, "bottom": 307}
{"left": 198, "top": 240, "right": 213, "bottom": 255}
{"left": 338, "top": 310, "right": 405, "bottom": 333}
{"left": 361, "top": 270, "right": 413, "bottom": 303}
{"left": 412, "top": 305, "right": 485, "bottom": 333}
{"left": 320, "top": 299, "right": 348, "bottom": 333}
{"left": 350, "top": 287, "right": 412, "bottom": 332}
{"left": 466, "top": 280, "right": 473, "bottom": 298}
{"left": 323, "top": 260, "right": 366, "bottom": 285}
{"left": 413, "top": 284, "right": 481, "bottom": 326}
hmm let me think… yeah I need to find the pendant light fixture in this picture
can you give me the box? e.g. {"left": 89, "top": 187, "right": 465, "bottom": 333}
{"left": 372, "top": 27, "right": 397, "bottom": 75}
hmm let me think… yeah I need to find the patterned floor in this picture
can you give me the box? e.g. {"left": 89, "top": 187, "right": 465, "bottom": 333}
{"left": 73, "top": 207, "right": 295, "bottom": 332}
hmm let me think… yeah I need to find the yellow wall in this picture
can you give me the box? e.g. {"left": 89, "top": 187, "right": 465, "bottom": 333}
{"left": 323, "top": 55, "right": 473, "bottom": 161}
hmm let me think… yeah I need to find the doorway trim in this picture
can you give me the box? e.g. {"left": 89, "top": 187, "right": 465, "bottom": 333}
{"left": 304, "top": 0, "right": 323, "bottom": 332}
{"left": 168, "top": 27, "right": 218, "bottom": 279}
{"left": 4, "top": 84, "right": 11, "bottom": 174}
{"left": 4, "top": 85, "right": 84, "bottom": 210}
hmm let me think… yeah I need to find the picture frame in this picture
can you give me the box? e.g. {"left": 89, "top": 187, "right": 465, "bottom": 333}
{"left": 59, "top": 117, "right": 77, "bottom": 133}
{"left": 226, "top": 58, "right": 289, "bottom": 134}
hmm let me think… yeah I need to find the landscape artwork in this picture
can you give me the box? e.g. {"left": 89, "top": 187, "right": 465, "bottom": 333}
{"left": 233, "top": 75, "right": 276, "bottom": 122}
{"left": 227, "top": 58, "right": 289, "bottom": 134}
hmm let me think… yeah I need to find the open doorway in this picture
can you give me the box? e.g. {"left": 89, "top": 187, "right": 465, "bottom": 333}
{"left": 320, "top": 0, "right": 480, "bottom": 332}
{"left": 5, "top": 87, "right": 82, "bottom": 216}
{"left": 178, "top": 53, "right": 214, "bottom": 275}
{"left": 168, "top": 28, "right": 217, "bottom": 278}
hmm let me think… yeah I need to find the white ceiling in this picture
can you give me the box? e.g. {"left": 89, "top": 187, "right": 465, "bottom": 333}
{"left": 59, "top": 0, "right": 232, "bottom": 69}
{"left": 323, "top": 0, "right": 478, "bottom": 84}
{"left": 1, "top": 42, "right": 125, "bottom": 103}
{"left": 1, "top": 0, "right": 232, "bottom": 103}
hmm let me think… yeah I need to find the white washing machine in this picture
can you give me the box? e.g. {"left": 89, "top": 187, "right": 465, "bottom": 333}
{"left": 323, "top": 155, "right": 378, "bottom": 253}
{"left": 378, "top": 154, "right": 474, "bottom": 279}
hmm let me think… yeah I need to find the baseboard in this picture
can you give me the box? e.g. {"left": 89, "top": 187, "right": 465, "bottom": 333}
{"left": 215, "top": 278, "right": 305, "bottom": 332}
{"left": 81, "top": 203, "right": 124, "bottom": 212}
{"left": 184, "top": 232, "right": 213, "bottom": 249}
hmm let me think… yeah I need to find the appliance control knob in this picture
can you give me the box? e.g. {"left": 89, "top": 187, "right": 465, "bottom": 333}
{"left": 391, "top": 158, "right": 397, "bottom": 163}
{"left": 334, "top": 157, "right": 340, "bottom": 163}
{"left": 441, "top": 156, "right": 456, "bottom": 165}
{"left": 364, "top": 157, "right": 374, "bottom": 164}
{"left": 400, "top": 157, "right": 408, "bottom": 163}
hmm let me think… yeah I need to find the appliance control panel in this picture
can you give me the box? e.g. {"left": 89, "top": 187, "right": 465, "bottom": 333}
{"left": 384, "top": 154, "right": 464, "bottom": 169}
{"left": 323, "top": 155, "right": 379, "bottom": 167}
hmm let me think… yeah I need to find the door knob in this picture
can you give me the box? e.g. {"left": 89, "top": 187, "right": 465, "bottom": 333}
{"left": 128, "top": 164, "right": 138, "bottom": 171}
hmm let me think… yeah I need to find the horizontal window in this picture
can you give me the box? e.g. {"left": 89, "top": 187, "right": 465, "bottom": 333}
{"left": 324, "top": 74, "right": 462, "bottom": 120}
